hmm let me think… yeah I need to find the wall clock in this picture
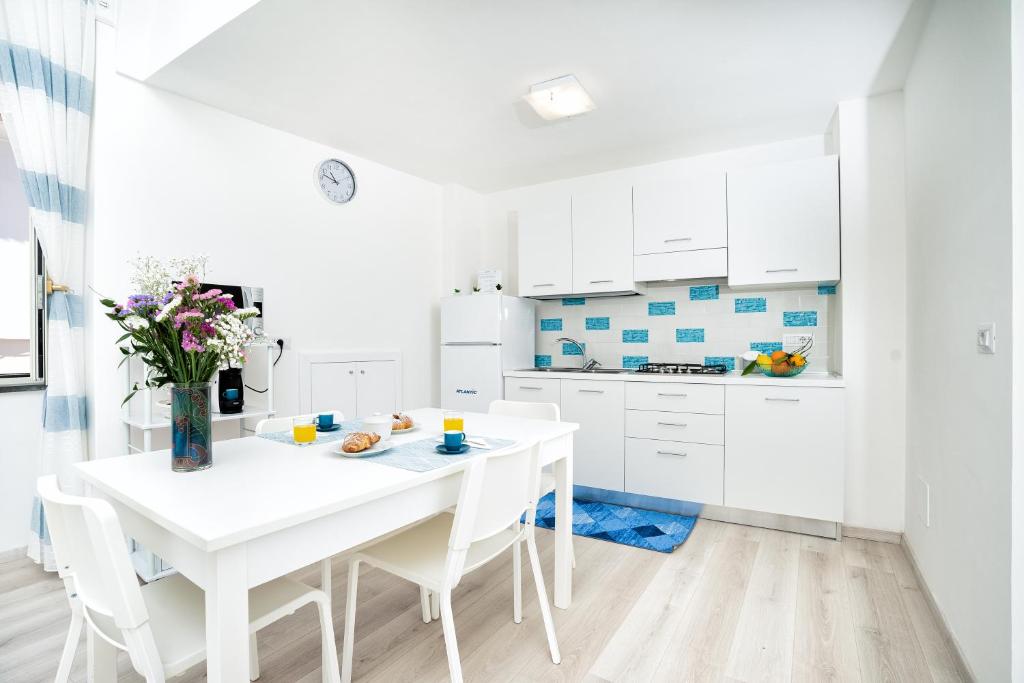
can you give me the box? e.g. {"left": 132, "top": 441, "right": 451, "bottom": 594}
{"left": 317, "top": 158, "right": 357, "bottom": 203}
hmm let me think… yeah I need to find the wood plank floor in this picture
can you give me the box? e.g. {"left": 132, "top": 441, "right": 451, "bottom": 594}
{"left": 0, "top": 520, "right": 967, "bottom": 682}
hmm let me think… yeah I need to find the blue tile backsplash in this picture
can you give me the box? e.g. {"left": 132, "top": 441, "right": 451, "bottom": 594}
{"left": 735, "top": 297, "right": 767, "bottom": 313}
{"left": 622, "top": 329, "right": 649, "bottom": 343}
{"left": 533, "top": 283, "right": 834, "bottom": 371}
{"left": 535, "top": 355, "right": 552, "bottom": 367}
{"left": 676, "top": 328, "right": 705, "bottom": 343}
{"left": 648, "top": 301, "right": 675, "bottom": 316}
{"left": 783, "top": 311, "right": 818, "bottom": 327}
{"left": 817, "top": 284, "right": 837, "bottom": 295}
{"left": 689, "top": 285, "right": 719, "bottom": 301}
{"left": 704, "top": 356, "right": 736, "bottom": 371}
{"left": 562, "top": 342, "right": 585, "bottom": 355}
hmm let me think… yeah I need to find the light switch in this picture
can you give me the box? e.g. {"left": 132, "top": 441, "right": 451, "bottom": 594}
{"left": 977, "top": 323, "right": 996, "bottom": 354}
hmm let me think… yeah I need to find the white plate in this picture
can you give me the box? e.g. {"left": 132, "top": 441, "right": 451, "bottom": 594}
{"left": 335, "top": 439, "right": 394, "bottom": 458}
{"left": 391, "top": 423, "right": 419, "bottom": 434}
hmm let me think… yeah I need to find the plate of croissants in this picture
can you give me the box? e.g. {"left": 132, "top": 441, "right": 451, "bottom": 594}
{"left": 336, "top": 431, "right": 394, "bottom": 457}
{"left": 391, "top": 412, "right": 417, "bottom": 433}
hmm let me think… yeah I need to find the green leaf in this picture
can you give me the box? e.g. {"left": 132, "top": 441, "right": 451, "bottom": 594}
{"left": 121, "top": 390, "right": 139, "bottom": 407}
{"left": 99, "top": 298, "right": 117, "bottom": 307}
{"left": 741, "top": 361, "right": 759, "bottom": 376}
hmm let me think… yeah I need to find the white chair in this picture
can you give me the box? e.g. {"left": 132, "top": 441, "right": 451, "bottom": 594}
{"left": 488, "top": 400, "right": 574, "bottom": 568}
{"left": 38, "top": 475, "right": 341, "bottom": 683}
{"left": 252, "top": 411, "right": 342, "bottom": 618}
{"left": 340, "top": 441, "right": 561, "bottom": 683}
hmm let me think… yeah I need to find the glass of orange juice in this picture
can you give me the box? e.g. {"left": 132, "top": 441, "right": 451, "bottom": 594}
{"left": 292, "top": 416, "right": 317, "bottom": 444}
{"left": 442, "top": 410, "right": 464, "bottom": 433}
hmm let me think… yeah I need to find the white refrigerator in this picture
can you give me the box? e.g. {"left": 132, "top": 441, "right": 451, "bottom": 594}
{"left": 440, "top": 293, "right": 536, "bottom": 412}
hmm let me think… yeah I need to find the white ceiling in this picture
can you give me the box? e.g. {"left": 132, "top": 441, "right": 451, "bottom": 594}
{"left": 148, "top": 0, "right": 928, "bottom": 192}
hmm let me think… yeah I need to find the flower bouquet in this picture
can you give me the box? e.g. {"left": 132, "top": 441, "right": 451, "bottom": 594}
{"left": 101, "top": 257, "right": 260, "bottom": 471}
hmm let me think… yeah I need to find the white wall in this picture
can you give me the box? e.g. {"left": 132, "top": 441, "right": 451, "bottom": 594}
{"left": 0, "top": 391, "right": 42, "bottom": 553}
{"left": 86, "top": 23, "right": 445, "bottom": 462}
{"left": 1013, "top": 0, "right": 1024, "bottom": 677}
{"left": 903, "top": 1, "right": 1012, "bottom": 680}
{"left": 836, "top": 93, "right": 908, "bottom": 534}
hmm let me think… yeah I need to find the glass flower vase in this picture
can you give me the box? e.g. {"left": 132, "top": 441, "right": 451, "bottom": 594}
{"left": 171, "top": 382, "right": 213, "bottom": 472}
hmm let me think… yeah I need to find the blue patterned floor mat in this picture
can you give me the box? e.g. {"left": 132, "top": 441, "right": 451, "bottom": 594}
{"left": 531, "top": 492, "right": 697, "bottom": 553}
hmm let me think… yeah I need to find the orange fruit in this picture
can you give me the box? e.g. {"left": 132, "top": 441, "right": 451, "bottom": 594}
{"left": 770, "top": 350, "right": 788, "bottom": 362}
{"left": 773, "top": 361, "right": 791, "bottom": 375}
{"left": 792, "top": 354, "right": 806, "bottom": 367}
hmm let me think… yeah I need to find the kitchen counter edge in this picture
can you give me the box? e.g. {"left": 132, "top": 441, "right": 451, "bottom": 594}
{"left": 504, "top": 369, "right": 845, "bottom": 388}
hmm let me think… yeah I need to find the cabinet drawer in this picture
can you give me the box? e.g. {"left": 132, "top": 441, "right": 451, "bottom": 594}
{"left": 625, "top": 410, "right": 724, "bottom": 445}
{"left": 504, "top": 377, "right": 560, "bottom": 405}
{"left": 625, "top": 438, "right": 723, "bottom": 505}
{"left": 625, "top": 382, "right": 724, "bottom": 414}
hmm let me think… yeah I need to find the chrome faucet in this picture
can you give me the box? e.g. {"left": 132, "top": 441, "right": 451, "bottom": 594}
{"left": 557, "top": 337, "right": 601, "bottom": 371}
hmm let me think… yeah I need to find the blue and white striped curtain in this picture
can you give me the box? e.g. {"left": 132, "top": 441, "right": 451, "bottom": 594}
{"left": 0, "top": 0, "right": 94, "bottom": 570}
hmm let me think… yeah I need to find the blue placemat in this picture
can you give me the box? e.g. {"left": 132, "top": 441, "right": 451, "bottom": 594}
{"left": 354, "top": 436, "right": 516, "bottom": 472}
{"left": 257, "top": 420, "right": 364, "bottom": 447}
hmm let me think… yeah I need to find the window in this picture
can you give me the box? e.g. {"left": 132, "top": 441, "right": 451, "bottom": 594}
{"left": 0, "top": 123, "right": 45, "bottom": 391}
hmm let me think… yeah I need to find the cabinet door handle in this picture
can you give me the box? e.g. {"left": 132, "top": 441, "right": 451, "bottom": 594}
{"left": 533, "top": 283, "right": 555, "bottom": 287}
{"left": 360, "top": 370, "right": 365, "bottom": 374}
{"left": 519, "top": 386, "right": 543, "bottom": 390}
{"left": 657, "top": 421, "right": 688, "bottom": 427}
{"left": 657, "top": 392, "right": 688, "bottom": 397}
{"left": 664, "top": 237, "right": 693, "bottom": 243}
{"left": 590, "top": 279, "right": 613, "bottom": 284}
{"left": 765, "top": 397, "right": 800, "bottom": 403}
{"left": 656, "top": 449, "right": 688, "bottom": 457}
{"left": 578, "top": 389, "right": 605, "bottom": 394}
{"left": 348, "top": 370, "right": 354, "bottom": 375}
{"left": 765, "top": 268, "right": 798, "bottom": 273}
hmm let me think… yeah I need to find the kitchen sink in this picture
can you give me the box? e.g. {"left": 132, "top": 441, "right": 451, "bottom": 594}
{"left": 528, "top": 367, "right": 633, "bottom": 374}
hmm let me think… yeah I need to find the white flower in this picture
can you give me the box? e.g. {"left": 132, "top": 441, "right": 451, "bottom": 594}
{"left": 124, "top": 315, "right": 149, "bottom": 330}
{"left": 206, "top": 313, "right": 257, "bottom": 367}
{"left": 234, "top": 307, "right": 261, "bottom": 320}
{"left": 155, "top": 295, "right": 182, "bottom": 322}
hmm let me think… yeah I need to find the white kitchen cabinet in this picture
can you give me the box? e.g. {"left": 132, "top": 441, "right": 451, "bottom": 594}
{"left": 633, "top": 174, "right": 727, "bottom": 255}
{"left": 518, "top": 195, "right": 573, "bottom": 297}
{"left": 571, "top": 183, "right": 636, "bottom": 295}
{"left": 725, "top": 385, "right": 844, "bottom": 522}
{"left": 625, "top": 439, "right": 724, "bottom": 505}
{"left": 727, "top": 155, "right": 840, "bottom": 287}
{"left": 504, "top": 376, "right": 561, "bottom": 406}
{"left": 560, "top": 379, "right": 625, "bottom": 491}
{"left": 625, "top": 381, "right": 724, "bottom": 414}
{"left": 299, "top": 351, "right": 402, "bottom": 419}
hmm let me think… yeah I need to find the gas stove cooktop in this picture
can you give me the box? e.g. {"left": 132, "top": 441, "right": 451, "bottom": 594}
{"left": 634, "top": 362, "right": 729, "bottom": 375}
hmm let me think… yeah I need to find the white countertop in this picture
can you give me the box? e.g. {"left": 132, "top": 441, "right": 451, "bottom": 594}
{"left": 504, "top": 368, "right": 845, "bottom": 388}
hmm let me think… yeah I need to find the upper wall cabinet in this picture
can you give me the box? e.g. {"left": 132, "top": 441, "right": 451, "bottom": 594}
{"left": 726, "top": 155, "right": 840, "bottom": 288}
{"left": 518, "top": 195, "right": 573, "bottom": 297}
{"left": 633, "top": 173, "right": 728, "bottom": 281}
{"left": 571, "top": 183, "right": 636, "bottom": 295}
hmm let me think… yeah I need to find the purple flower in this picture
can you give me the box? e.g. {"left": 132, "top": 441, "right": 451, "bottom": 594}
{"left": 218, "top": 297, "right": 236, "bottom": 311}
{"left": 193, "top": 288, "right": 222, "bottom": 301}
{"left": 200, "top": 322, "right": 216, "bottom": 337}
{"left": 173, "top": 309, "right": 204, "bottom": 329}
{"left": 181, "top": 330, "right": 205, "bottom": 353}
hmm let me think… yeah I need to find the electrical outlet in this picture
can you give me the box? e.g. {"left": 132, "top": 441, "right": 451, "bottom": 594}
{"left": 917, "top": 475, "right": 931, "bottom": 527}
{"left": 783, "top": 333, "right": 814, "bottom": 351}
{"left": 977, "top": 323, "right": 996, "bottom": 354}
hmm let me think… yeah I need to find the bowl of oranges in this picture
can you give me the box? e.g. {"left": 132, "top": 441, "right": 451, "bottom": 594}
{"left": 742, "top": 339, "right": 811, "bottom": 378}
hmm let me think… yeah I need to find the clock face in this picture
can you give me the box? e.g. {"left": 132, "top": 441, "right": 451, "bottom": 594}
{"left": 317, "top": 158, "right": 356, "bottom": 203}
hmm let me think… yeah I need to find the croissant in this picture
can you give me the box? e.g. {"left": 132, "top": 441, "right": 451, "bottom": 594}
{"left": 368, "top": 431, "right": 381, "bottom": 445}
{"left": 392, "top": 413, "right": 414, "bottom": 430}
{"left": 342, "top": 432, "right": 372, "bottom": 453}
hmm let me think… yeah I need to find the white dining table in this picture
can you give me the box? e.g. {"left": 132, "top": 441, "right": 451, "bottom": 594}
{"left": 74, "top": 407, "right": 577, "bottom": 682}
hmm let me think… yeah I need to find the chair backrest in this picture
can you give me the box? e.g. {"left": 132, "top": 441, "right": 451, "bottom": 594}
{"left": 37, "top": 475, "right": 161, "bottom": 675}
{"left": 254, "top": 409, "right": 345, "bottom": 434}
{"left": 447, "top": 440, "right": 540, "bottom": 566}
{"left": 489, "top": 400, "right": 560, "bottom": 422}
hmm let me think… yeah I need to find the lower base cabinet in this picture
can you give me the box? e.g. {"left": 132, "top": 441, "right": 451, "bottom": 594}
{"left": 724, "top": 385, "right": 844, "bottom": 522}
{"left": 625, "top": 438, "right": 724, "bottom": 505}
{"left": 559, "top": 379, "right": 625, "bottom": 491}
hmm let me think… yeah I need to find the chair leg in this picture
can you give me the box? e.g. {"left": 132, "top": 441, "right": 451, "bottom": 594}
{"left": 571, "top": 540, "right": 576, "bottom": 569}
{"left": 321, "top": 557, "right": 333, "bottom": 600}
{"left": 430, "top": 590, "right": 440, "bottom": 621}
{"left": 439, "top": 589, "right": 463, "bottom": 683}
{"left": 56, "top": 602, "right": 84, "bottom": 683}
{"left": 526, "top": 529, "right": 561, "bottom": 664}
{"left": 419, "top": 586, "right": 432, "bottom": 624}
{"left": 512, "top": 525, "right": 522, "bottom": 624}
{"left": 316, "top": 595, "right": 342, "bottom": 683}
{"left": 341, "top": 559, "right": 360, "bottom": 683}
{"left": 249, "top": 633, "right": 260, "bottom": 680}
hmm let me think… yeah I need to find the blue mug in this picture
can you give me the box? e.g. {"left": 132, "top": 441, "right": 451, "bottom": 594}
{"left": 443, "top": 430, "right": 466, "bottom": 451}
{"left": 317, "top": 413, "right": 334, "bottom": 430}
